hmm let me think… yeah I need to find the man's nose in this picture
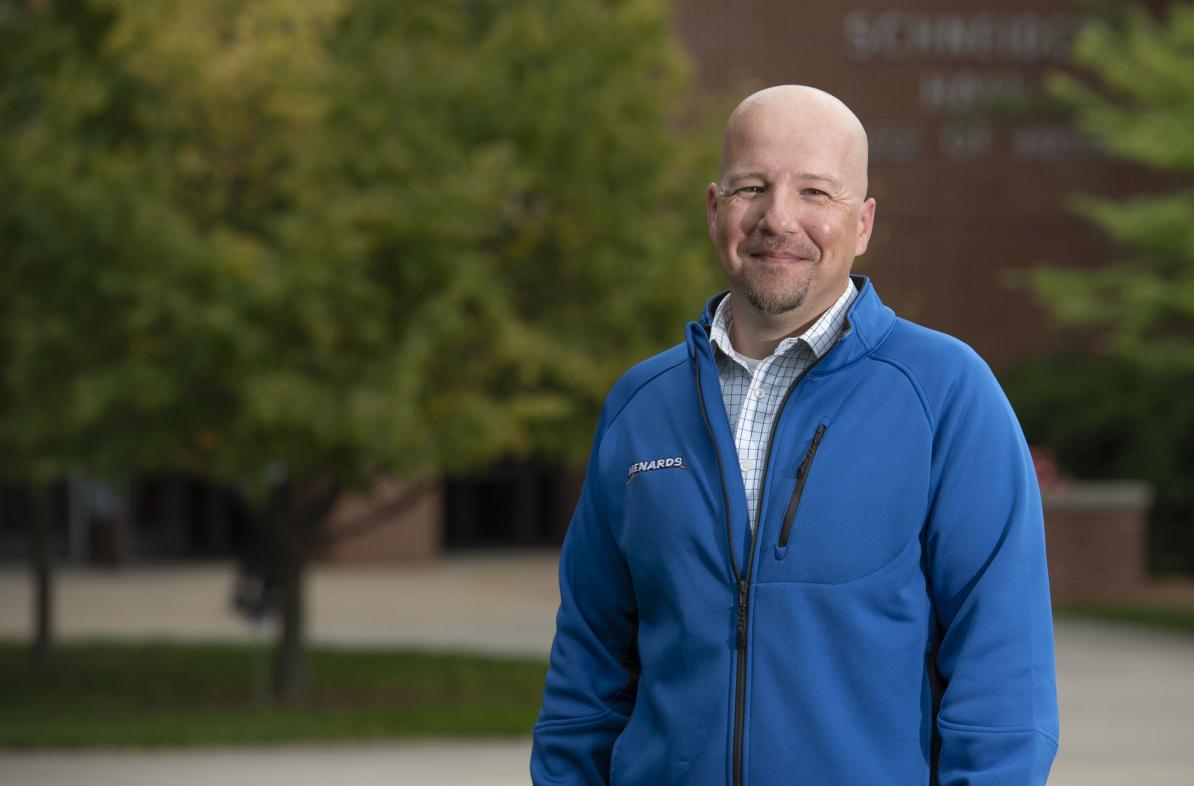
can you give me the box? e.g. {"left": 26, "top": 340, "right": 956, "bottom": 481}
{"left": 757, "top": 190, "right": 799, "bottom": 233}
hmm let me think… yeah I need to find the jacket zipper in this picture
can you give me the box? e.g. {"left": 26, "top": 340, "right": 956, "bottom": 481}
{"left": 694, "top": 361, "right": 751, "bottom": 785}
{"left": 693, "top": 345, "right": 828, "bottom": 786}
{"left": 777, "top": 424, "right": 826, "bottom": 549}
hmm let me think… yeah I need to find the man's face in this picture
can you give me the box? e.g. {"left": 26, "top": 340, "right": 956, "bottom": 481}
{"left": 706, "top": 100, "right": 875, "bottom": 318}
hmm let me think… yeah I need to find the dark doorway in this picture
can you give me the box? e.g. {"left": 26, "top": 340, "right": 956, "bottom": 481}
{"left": 443, "top": 459, "right": 579, "bottom": 549}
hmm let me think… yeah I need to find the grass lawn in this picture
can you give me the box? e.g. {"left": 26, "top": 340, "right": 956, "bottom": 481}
{"left": 0, "top": 640, "right": 548, "bottom": 748}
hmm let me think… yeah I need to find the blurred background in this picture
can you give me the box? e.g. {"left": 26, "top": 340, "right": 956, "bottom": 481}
{"left": 1, "top": 0, "right": 1191, "bottom": 784}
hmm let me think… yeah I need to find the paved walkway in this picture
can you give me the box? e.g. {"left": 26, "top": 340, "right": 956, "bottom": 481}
{"left": 1, "top": 553, "right": 1192, "bottom": 785}
{"left": 0, "top": 741, "right": 533, "bottom": 786}
{"left": 0, "top": 552, "right": 561, "bottom": 656}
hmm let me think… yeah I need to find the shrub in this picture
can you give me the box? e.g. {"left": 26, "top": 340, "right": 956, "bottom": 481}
{"left": 1002, "top": 355, "right": 1194, "bottom": 574}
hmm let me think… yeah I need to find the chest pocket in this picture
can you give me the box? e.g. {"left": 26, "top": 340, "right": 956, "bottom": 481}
{"left": 760, "top": 417, "right": 930, "bottom": 585}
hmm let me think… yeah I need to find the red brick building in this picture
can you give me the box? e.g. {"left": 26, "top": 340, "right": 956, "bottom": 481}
{"left": 675, "top": 0, "right": 1159, "bottom": 368}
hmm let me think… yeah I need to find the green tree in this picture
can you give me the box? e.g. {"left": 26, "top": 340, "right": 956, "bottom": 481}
{"left": 1009, "top": 2, "right": 1194, "bottom": 573}
{"left": 0, "top": 0, "right": 720, "bottom": 698}
{"left": 1034, "top": 2, "right": 1194, "bottom": 371}
{"left": 0, "top": 0, "right": 139, "bottom": 663}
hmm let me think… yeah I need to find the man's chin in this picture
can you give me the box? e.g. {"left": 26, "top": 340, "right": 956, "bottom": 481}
{"left": 738, "top": 274, "right": 810, "bottom": 316}
{"left": 742, "top": 288, "right": 807, "bottom": 316}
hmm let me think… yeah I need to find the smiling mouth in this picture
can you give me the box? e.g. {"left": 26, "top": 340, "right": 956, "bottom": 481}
{"left": 741, "top": 238, "right": 821, "bottom": 263}
{"left": 749, "top": 251, "right": 814, "bottom": 263}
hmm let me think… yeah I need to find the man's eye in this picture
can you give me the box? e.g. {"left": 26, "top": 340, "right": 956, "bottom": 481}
{"left": 737, "top": 186, "right": 764, "bottom": 195}
{"left": 803, "top": 188, "right": 827, "bottom": 197}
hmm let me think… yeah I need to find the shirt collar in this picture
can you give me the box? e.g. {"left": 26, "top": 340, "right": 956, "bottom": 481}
{"left": 709, "top": 280, "right": 858, "bottom": 366}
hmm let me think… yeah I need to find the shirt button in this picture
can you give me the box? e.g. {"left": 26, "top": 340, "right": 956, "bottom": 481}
{"left": 752, "top": 387, "right": 764, "bottom": 399}
{"left": 740, "top": 461, "right": 751, "bottom": 472}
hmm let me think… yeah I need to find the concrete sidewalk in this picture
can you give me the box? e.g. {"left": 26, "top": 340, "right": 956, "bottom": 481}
{"left": 1, "top": 553, "right": 1193, "bottom": 785}
{"left": 0, "top": 552, "right": 562, "bottom": 656}
{"left": 0, "top": 741, "right": 533, "bottom": 786}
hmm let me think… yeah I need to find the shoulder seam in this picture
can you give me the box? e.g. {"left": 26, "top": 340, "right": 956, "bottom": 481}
{"left": 603, "top": 354, "right": 689, "bottom": 433}
{"left": 870, "top": 353, "right": 936, "bottom": 431}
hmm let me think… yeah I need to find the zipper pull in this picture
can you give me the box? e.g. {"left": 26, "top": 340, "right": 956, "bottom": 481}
{"left": 796, "top": 424, "right": 827, "bottom": 479}
{"left": 736, "top": 580, "right": 748, "bottom": 649}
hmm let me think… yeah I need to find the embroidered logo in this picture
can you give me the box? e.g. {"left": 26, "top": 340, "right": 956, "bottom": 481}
{"left": 626, "top": 456, "right": 687, "bottom": 484}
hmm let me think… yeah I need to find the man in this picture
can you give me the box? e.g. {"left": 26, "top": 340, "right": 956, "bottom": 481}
{"left": 531, "top": 85, "right": 1059, "bottom": 786}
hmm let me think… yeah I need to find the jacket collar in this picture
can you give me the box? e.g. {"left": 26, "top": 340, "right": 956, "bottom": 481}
{"left": 686, "top": 275, "right": 895, "bottom": 375}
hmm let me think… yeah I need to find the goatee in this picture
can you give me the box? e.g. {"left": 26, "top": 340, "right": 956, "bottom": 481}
{"left": 737, "top": 236, "right": 821, "bottom": 315}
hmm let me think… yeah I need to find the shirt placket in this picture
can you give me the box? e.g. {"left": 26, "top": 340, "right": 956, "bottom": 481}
{"left": 737, "top": 358, "right": 775, "bottom": 532}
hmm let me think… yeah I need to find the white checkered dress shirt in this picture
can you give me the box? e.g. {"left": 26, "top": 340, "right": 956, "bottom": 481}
{"left": 709, "top": 281, "right": 858, "bottom": 531}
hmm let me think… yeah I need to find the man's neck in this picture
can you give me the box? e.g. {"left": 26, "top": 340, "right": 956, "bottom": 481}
{"left": 727, "top": 286, "right": 845, "bottom": 360}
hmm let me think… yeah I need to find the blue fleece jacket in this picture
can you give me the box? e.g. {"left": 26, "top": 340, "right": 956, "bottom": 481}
{"left": 532, "top": 277, "right": 1059, "bottom": 786}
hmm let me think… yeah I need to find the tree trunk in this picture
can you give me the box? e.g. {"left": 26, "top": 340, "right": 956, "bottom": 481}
{"left": 261, "top": 477, "right": 341, "bottom": 705}
{"left": 270, "top": 533, "right": 306, "bottom": 703}
{"left": 29, "top": 484, "right": 54, "bottom": 664}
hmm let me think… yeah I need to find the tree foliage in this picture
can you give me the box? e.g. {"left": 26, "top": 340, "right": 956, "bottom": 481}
{"left": 1, "top": 0, "right": 720, "bottom": 490}
{"left": 0, "top": 0, "right": 722, "bottom": 695}
{"left": 1011, "top": 2, "right": 1194, "bottom": 575}
{"left": 1034, "top": 2, "right": 1194, "bottom": 371}
{"left": 1003, "top": 356, "right": 1194, "bottom": 573}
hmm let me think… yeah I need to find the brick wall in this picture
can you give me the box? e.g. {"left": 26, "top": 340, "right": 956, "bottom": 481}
{"left": 320, "top": 479, "right": 443, "bottom": 563}
{"left": 1042, "top": 481, "right": 1151, "bottom": 604}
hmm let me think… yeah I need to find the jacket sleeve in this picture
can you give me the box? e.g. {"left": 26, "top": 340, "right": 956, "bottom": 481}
{"left": 531, "top": 405, "right": 638, "bottom": 786}
{"left": 924, "top": 355, "right": 1060, "bottom": 786}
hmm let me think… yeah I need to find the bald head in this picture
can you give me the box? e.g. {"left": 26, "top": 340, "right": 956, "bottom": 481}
{"left": 706, "top": 85, "right": 877, "bottom": 344}
{"left": 719, "top": 85, "right": 870, "bottom": 200}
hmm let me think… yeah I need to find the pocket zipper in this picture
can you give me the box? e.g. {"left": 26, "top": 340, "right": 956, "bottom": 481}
{"left": 777, "top": 424, "right": 826, "bottom": 549}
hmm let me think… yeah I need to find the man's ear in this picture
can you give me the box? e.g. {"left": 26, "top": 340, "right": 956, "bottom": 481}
{"left": 706, "top": 182, "right": 721, "bottom": 243}
{"left": 854, "top": 197, "right": 876, "bottom": 256}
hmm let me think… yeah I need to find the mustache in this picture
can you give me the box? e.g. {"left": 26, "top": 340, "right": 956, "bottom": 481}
{"left": 740, "top": 235, "right": 821, "bottom": 261}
